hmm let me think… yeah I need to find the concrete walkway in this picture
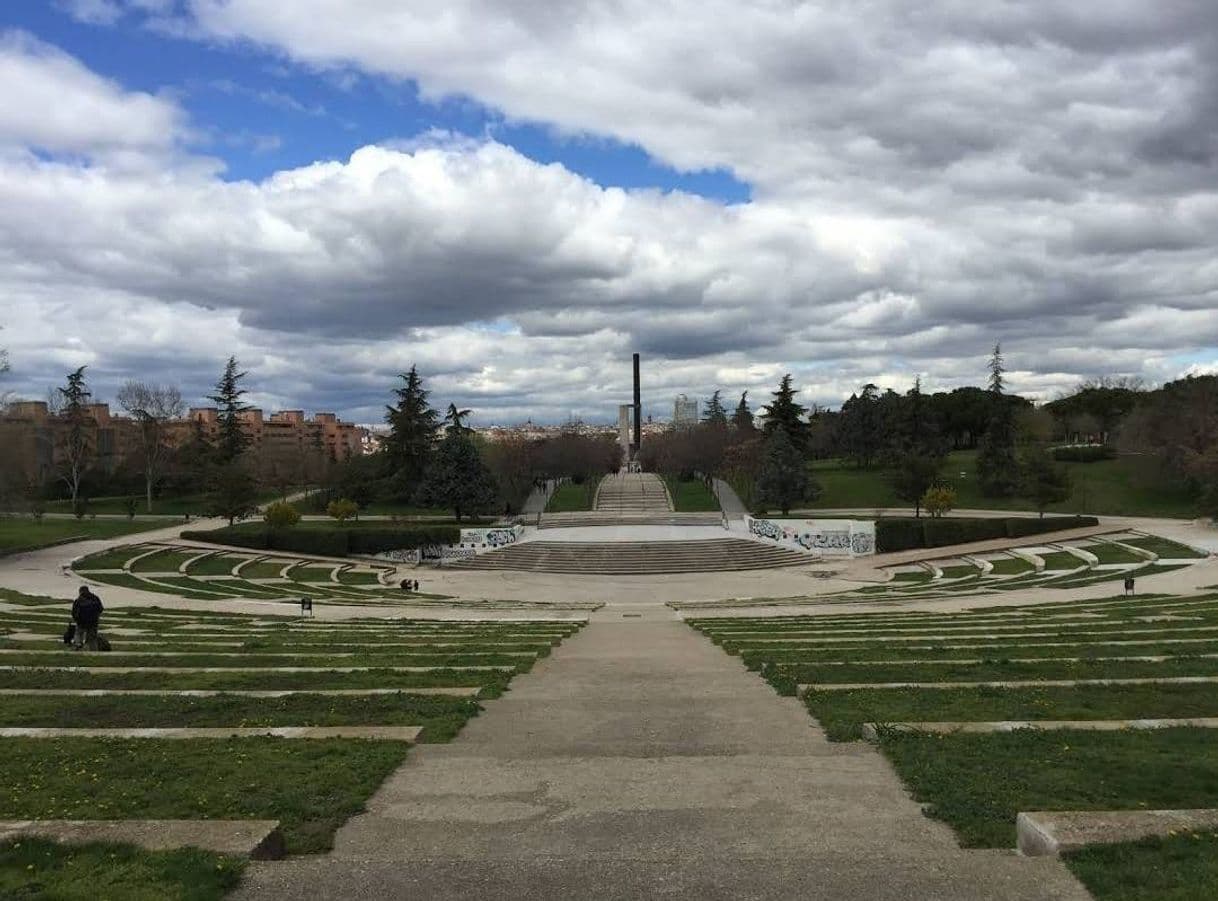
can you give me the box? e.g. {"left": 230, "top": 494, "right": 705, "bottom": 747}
{"left": 235, "top": 610, "right": 1087, "bottom": 900}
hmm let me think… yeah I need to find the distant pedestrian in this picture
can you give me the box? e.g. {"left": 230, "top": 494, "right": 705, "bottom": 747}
{"left": 70, "top": 586, "right": 103, "bottom": 651}
{"left": 400, "top": 578, "right": 412, "bottom": 592}
{"left": 1124, "top": 576, "right": 1135, "bottom": 597}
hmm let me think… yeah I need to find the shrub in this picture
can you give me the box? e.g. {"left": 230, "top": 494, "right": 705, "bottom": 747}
{"left": 922, "top": 486, "right": 956, "bottom": 518}
{"left": 1051, "top": 445, "right": 1116, "bottom": 463}
{"left": 326, "top": 498, "right": 359, "bottom": 522}
{"left": 922, "top": 517, "right": 1007, "bottom": 547}
{"left": 873, "top": 515, "right": 1099, "bottom": 553}
{"left": 875, "top": 519, "right": 925, "bottom": 552}
{"left": 347, "top": 526, "right": 460, "bottom": 554}
{"left": 264, "top": 501, "right": 301, "bottom": 530}
{"left": 268, "top": 529, "right": 347, "bottom": 557}
{"left": 182, "top": 527, "right": 268, "bottom": 550}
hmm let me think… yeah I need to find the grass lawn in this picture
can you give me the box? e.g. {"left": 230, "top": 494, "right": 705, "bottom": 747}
{"left": 545, "top": 481, "right": 595, "bottom": 512}
{"left": 803, "top": 449, "right": 1200, "bottom": 517}
{"left": 988, "top": 557, "right": 1035, "bottom": 575}
{"left": 1122, "top": 536, "right": 1208, "bottom": 560}
{"left": 0, "top": 668, "right": 510, "bottom": 694}
{"left": 0, "top": 737, "right": 410, "bottom": 853}
{"left": 1087, "top": 542, "right": 1146, "bottom": 565}
{"left": 1065, "top": 829, "right": 1218, "bottom": 901}
{"left": 1040, "top": 551, "right": 1087, "bottom": 570}
{"left": 876, "top": 727, "right": 1218, "bottom": 847}
{"left": 0, "top": 519, "right": 177, "bottom": 554}
{"left": 0, "top": 693, "right": 480, "bottom": 741}
{"left": 663, "top": 477, "right": 720, "bottom": 512}
{"left": 0, "top": 837, "right": 244, "bottom": 901}
{"left": 42, "top": 491, "right": 281, "bottom": 517}
{"left": 805, "top": 683, "right": 1218, "bottom": 741}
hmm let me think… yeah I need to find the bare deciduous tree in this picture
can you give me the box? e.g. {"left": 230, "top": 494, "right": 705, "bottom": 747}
{"left": 117, "top": 380, "right": 184, "bottom": 512}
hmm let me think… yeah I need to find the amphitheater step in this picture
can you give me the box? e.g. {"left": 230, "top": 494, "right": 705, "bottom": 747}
{"left": 449, "top": 538, "right": 810, "bottom": 574}
{"left": 538, "top": 512, "right": 723, "bottom": 528}
{"left": 593, "top": 471, "right": 674, "bottom": 513}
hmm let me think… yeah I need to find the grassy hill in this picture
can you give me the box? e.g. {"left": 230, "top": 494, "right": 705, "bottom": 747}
{"left": 800, "top": 449, "right": 1199, "bottom": 518}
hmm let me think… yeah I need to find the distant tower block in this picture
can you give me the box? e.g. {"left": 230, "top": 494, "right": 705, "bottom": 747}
{"left": 618, "top": 404, "right": 632, "bottom": 460}
{"left": 632, "top": 353, "right": 641, "bottom": 454}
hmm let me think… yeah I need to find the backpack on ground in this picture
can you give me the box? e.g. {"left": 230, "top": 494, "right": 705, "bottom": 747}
{"left": 62, "top": 623, "right": 75, "bottom": 645}
{"left": 96, "top": 634, "right": 112, "bottom": 652}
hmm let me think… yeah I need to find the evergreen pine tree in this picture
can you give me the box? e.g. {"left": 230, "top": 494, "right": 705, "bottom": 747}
{"left": 55, "top": 366, "right": 94, "bottom": 506}
{"left": 207, "top": 357, "right": 251, "bottom": 465}
{"left": 1021, "top": 447, "right": 1072, "bottom": 517}
{"left": 890, "top": 377, "right": 946, "bottom": 516}
{"left": 415, "top": 429, "right": 498, "bottom": 521}
{"left": 443, "top": 403, "right": 473, "bottom": 435}
{"left": 731, "top": 391, "right": 754, "bottom": 432}
{"left": 384, "top": 366, "right": 440, "bottom": 497}
{"left": 837, "top": 384, "right": 882, "bottom": 468}
{"left": 976, "top": 344, "right": 1021, "bottom": 497}
{"left": 761, "top": 374, "right": 810, "bottom": 453}
{"left": 703, "top": 390, "right": 728, "bottom": 428}
{"left": 755, "top": 427, "right": 818, "bottom": 514}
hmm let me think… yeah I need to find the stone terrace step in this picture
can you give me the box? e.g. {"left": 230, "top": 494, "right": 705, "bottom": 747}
{"left": 538, "top": 512, "right": 722, "bottom": 528}
{"left": 593, "top": 472, "right": 673, "bottom": 513}
{"left": 450, "top": 538, "right": 810, "bottom": 574}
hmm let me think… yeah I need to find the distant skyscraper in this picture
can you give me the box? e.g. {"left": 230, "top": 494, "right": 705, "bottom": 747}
{"left": 673, "top": 394, "right": 698, "bottom": 429}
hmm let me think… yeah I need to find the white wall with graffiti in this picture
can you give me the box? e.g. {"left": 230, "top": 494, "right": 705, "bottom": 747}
{"left": 372, "top": 525, "right": 525, "bottom": 567}
{"left": 741, "top": 517, "right": 876, "bottom": 557}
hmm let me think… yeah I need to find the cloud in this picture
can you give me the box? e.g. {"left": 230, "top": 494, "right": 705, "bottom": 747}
{"left": 0, "top": 30, "right": 186, "bottom": 158}
{"left": 3, "top": 9, "right": 1218, "bottom": 421}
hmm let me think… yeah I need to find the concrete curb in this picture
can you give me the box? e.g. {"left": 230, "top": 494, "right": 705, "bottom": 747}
{"left": 861, "top": 717, "right": 1218, "bottom": 740}
{"left": 0, "top": 818, "right": 286, "bottom": 860}
{"left": 1017, "top": 808, "right": 1218, "bottom": 856}
{"left": 0, "top": 725, "right": 425, "bottom": 740}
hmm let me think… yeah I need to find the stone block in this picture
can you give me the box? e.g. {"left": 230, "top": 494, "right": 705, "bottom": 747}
{"left": 1017, "top": 809, "right": 1218, "bottom": 856}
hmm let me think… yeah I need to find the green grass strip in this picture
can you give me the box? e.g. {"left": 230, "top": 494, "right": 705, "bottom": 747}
{"left": 805, "top": 683, "right": 1218, "bottom": 741}
{"left": 1065, "top": 829, "right": 1218, "bottom": 901}
{"left": 0, "top": 837, "right": 245, "bottom": 901}
{"left": 0, "top": 737, "right": 410, "bottom": 854}
{"left": 876, "top": 727, "right": 1218, "bottom": 848}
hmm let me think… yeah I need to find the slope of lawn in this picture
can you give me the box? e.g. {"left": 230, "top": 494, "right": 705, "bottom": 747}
{"left": 0, "top": 518, "right": 177, "bottom": 553}
{"left": 802, "top": 449, "right": 1199, "bottom": 517}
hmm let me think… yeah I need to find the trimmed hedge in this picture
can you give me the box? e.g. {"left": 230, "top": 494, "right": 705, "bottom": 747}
{"left": 876, "top": 515, "right": 1099, "bottom": 553}
{"left": 1052, "top": 445, "right": 1116, "bottom": 463}
{"left": 181, "top": 525, "right": 461, "bottom": 557}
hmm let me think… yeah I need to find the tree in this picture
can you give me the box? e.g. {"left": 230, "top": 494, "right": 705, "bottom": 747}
{"left": 264, "top": 500, "right": 300, "bottom": 530}
{"left": 703, "top": 390, "right": 728, "bottom": 429}
{"left": 384, "top": 366, "right": 439, "bottom": 497}
{"left": 976, "top": 344, "right": 1021, "bottom": 497}
{"left": 443, "top": 403, "right": 473, "bottom": 435}
{"left": 208, "top": 357, "right": 251, "bottom": 465}
{"left": 761, "top": 374, "right": 809, "bottom": 453}
{"left": 55, "top": 366, "right": 94, "bottom": 507}
{"left": 837, "top": 384, "right": 883, "bottom": 468}
{"left": 1021, "top": 447, "right": 1072, "bottom": 517}
{"left": 326, "top": 498, "right": 359, "bottom": 522}
{"left": 891, "top": 455, "right": 942, "bottom": 518}
{"left": 117, "top": 381, "right": 184, "bottom": 512}
{"left": 731, "top": 391, "right": 755, "bottom": 433}
{"left": 922, "top": 485, "right": 956, "bottom": 518}
{"left": 415, "top": 430, "right": 498, "bottom": 521}
{"left": 754, "top": 427, "right": 817, "bottom": 515}
{"left": 206, "top": 461, "right": 258, "bottom": 525}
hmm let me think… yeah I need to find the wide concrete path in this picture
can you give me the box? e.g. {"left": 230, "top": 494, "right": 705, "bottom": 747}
{"left": 235, "top": 612, "right": 1087, "bottom": 900}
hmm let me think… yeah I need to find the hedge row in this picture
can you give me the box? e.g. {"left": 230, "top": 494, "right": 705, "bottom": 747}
{"left": 181, "top": 525, "right": 461, "bottom": 557}
{"left": 875, "top": 515, "right": 1099, "bottom": 553}
{"left": 1051, "top": 445, "right": 1116, "bottom": 463}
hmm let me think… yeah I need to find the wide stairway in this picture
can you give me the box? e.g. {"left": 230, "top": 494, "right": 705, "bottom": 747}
{"left": 594, "top": 472, "right": 672, "bottom": 514}
{"left": 449, "top": 538, "right": 809, "bottom": 574}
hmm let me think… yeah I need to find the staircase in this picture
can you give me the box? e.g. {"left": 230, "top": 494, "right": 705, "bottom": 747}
{"left": 594, "top": 472, "right": 673, "bottom": 514}
{"left": 448, "top": 538, "right": 811, "bottom": 574}
{"left": 538, "top": 511, "right": 722, "bottom": 528}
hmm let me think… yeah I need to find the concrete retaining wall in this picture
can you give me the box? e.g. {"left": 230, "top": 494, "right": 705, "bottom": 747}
{"left": 739, "top": 517, "right": 876, "bottom": 557}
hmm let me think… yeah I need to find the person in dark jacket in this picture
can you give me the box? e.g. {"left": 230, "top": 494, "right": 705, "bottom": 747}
{"left": 70, "top": 586, "right": 103, "bottom": 651}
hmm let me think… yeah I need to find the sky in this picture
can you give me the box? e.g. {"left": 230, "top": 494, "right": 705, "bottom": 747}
{"left": 1, "top": 1, "right": 1216, "bottom": 427}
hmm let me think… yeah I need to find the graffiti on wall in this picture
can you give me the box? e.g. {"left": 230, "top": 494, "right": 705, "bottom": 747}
{"left": 745, "top": 517, "right": 876, "bottom": 557}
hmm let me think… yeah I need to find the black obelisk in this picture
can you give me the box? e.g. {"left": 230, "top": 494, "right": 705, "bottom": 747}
{"left": 632, "top": 353, "right": 641, "bottom": 455}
